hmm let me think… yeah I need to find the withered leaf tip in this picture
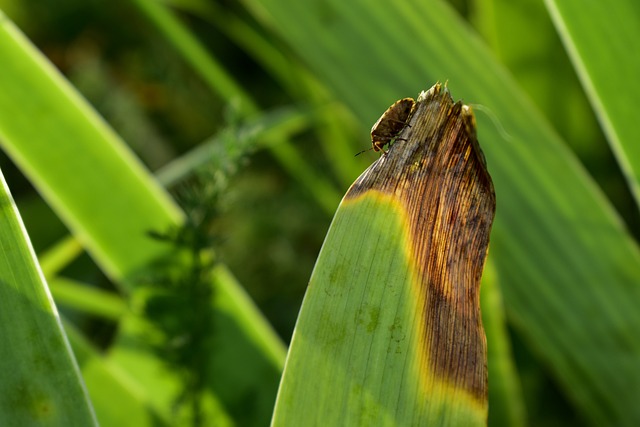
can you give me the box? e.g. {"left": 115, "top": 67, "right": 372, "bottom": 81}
{"left": 348, "top": 83, "right": 495, "bottom": 405}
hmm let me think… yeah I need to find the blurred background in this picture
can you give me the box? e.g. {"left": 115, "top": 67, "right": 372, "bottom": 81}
{"left": 0, "top": 0, "right": 639, "bottom": 426}
{"left": 0, "top": 0, "right": 335, "bottom": 343}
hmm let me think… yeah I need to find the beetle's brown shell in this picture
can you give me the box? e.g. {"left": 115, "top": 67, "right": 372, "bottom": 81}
{"left": 370, "top": 98, "right": 416, "bottom": 152}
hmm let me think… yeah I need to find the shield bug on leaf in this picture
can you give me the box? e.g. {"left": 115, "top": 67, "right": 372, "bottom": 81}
{"left": 370, "top": 97, "right": 416, "bottom": 153}
{"left": 356, "top": 97, "right": 416, "bottom": 156}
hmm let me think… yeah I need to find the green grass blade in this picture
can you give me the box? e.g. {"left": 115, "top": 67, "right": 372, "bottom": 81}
{"left": 38, "top": 237, "right": 84, "bottom": 278}
{"left": 213, "top": 264, "right": 287, "bottom": 369}
{"left": 0, "top": 168, "right": 97, "bottom": 426}
{"left": 0, "top": 9, "right": 181, "bottom": 283}
{"left": 543, "top": 0, "right": 640, "bottom": 207}
{"left": 242, "top": 0, "right": 640, "bottom": 423}
{"left": 481, "top": 258, "right": 526, "bottom": 427}
{"left": 155, "top": 105, "right": 312, "bottom": 187}
{"left": 131, "top": 0, "right": 255, "bottom": 113}
{"left": 48, "top": 277, "right": 127, "bottom": 321}
{"left": 471, "top": 0, "right": 605, "bottom": 164}
{"left": 67, "top": 316, "right": 237, "bottom": 426}
{"left": 62, "top": 321, "right": 172, "bottom": 427}
{"left": 35, "top": 105, "right": 310, "bottom": 281}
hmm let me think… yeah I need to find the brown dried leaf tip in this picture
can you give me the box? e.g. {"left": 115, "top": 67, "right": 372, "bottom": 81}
{"left": 348, "top": 83, "right": 495, "bottom": 406}
{"left": 370, "top": 98, "right": 416, "bottom": 152}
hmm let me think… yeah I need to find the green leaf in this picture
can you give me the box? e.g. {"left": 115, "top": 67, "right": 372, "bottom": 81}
{"left": 0, "top": 168, "right": 97, "bottom": 426}
{"left": 242, "top": 0, "right": 640, "bottom": 424}
{"left": 163, "top": 0, "right": 366, "bottom": 188}
{"left": 543, "top": 0, "right": 640, "bottom": 206}
{"left": 48, "top": 277, "right": 127, "bottom": 321}
{"left": 275, "top": 196, "right": 485, "bottom": 426}
{"left": 0, "top": 10, "right": 285, "bottom": 425}
{"left": 62, "top": 320, "right": 171, "bottom": 427}
{"left": 131, "top": 0, "right": 255, "bottom": 114}
{"left": 481, "top": 259, "right": 526, "bottom": 427}
{"left": 471, "top": 0, "right": 605, "bottom": 162}
{"left": 0, "top": 8, "right": 181, "bottom": 283}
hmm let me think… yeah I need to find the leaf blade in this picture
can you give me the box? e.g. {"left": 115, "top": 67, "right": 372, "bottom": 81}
{"left": 0, "top": 169, "right": 97, "bottom": 426}
{"left": 543, "top": 0, "right": 640, "bottom": 207}
{"left": 0, "top": 9, "right": 181, "bottom": 282}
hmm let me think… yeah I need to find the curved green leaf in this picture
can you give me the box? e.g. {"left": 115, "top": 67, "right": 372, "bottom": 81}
{"left": 543, "top": 0, "right": 640, "bottom": 206}
{"left": 0, "top": 168, "right": 97, "bottom": 426}
{"left": 0, "top": 9, "right": 181, "bottom": 283}
{"left": 62, "top": 320, "right": 171, "bottom": 427}
{"left": 481, "top": 259, "right": 526, "bottom": 427}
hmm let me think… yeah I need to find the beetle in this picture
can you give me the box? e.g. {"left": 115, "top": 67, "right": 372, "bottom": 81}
{"left": 370, "top": 97, "right": 416, "bottom": 153}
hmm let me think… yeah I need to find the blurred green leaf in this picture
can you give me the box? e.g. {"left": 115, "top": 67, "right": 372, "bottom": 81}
{"left": 0, "top": 8, "right": 181, "bottom": 284}
{"left": 481, "top": 258, "right": 526, "bottom": 427}
{"left": 38, "top": 237, "right": 84, "bottom": 278}
{"left": 0, "top": 169, "right": 97, "bottom": 426}
{"left": 132, "top": 0, "right": 255, "bottom": 114}
{"left": 164, "top": 0, "right": 366, "bottom": 188}
{"left": 471, "top": 0, "right": 605, "bottom": 159}
{"left": 155, "top": 105, "right": 312, "bottom": 187}
{"left": 48, "top": 277, "right": 127, "bottom": 321}
{"left": 63, "top": 320, "right": 171, "bottom": 427}
{"left": 543, "top": 0, "right": 640, "bottom": 207}
{"left": 110, "top": 264, "right": 284, "bottom": 426}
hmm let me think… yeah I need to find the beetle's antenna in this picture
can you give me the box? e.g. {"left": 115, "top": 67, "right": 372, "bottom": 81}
{"left": 355, "top": 147, "right": 373, "bottom": 157}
